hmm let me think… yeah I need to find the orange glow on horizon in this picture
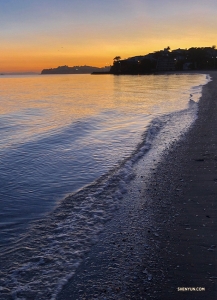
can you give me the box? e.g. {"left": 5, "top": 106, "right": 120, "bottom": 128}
{"left": 1, "top": 38, "right": 217, "bottom": 73}
{"left": 1, "top": 0, "right": 217, "bottom": 73}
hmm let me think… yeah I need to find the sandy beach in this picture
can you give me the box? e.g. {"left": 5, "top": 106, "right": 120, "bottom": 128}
{"left": 57, "top": 71, "right": 217, "bottom": 300}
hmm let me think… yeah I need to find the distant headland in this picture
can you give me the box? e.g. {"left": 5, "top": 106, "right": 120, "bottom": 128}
{"left": 41, "top": 46, "right": 217, "bottom": 76}
{"left": 110, "top": 46, "right": 217, "bottom": 75}
{"left": 41, "top": 65, "right": 110, "bottom": 74}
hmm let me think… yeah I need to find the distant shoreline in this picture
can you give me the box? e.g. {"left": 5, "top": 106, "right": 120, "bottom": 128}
{"left": 41, "top": 65, "right": 110, "bottom": 75}
{"left": 92, "top": 70, "right": 211, "bottom": 75}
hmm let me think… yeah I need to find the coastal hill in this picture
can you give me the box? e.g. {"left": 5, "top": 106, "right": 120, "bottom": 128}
{"left": 110, "top": 46, "right": 217, "bottom": 74}
{"left": 41, "top": 46, "right": 217, "bottom": 75}
{"left": 41, "top": 65, "right": 110, "bottom": 74}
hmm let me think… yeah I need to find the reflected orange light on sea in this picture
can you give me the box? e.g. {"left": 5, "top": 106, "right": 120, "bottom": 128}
{"left": 0, "top": 73, "right": 204, "bottom": 139}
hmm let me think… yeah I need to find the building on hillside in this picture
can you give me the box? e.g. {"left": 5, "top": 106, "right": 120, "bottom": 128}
{"left": 156, "top": 57, "right": 176, "bottom": 71}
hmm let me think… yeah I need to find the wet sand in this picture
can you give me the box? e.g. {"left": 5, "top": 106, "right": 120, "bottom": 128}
{"left": 57, "top": 71, "right": 217, "bottom": 300}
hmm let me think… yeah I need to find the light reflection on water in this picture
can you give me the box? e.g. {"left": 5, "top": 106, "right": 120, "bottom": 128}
{"left": 0, "top": 73, "right": 207, "bottom": 244}
{"left": 0, "top": 74, "right": 203, "bottom": 148}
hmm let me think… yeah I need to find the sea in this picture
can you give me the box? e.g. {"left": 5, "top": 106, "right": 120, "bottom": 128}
{"left": 0, "top": 73, "right": 210, "bottom": 299}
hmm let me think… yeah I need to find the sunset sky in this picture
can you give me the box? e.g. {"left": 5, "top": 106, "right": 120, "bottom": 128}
{"left": 1, "top": 0, "right": 217, "bottom": 73}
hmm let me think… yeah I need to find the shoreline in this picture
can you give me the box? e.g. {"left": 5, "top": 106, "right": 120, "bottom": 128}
{"left": 57, "top": 71, "right": 217, "bottom": 299}
{"left": 57, "top": 72, "right": 217, "bottom": 300}
{"left": 142, "top": 70, "right": 217, "bottom": 299}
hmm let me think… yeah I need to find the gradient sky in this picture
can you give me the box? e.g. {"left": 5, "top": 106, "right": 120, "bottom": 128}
{"left": 1, "top": 0, "right": 217, "bottom": 72}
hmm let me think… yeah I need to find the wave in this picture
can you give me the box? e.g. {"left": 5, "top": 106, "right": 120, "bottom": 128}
{"left": 0, "top": 90, "right": 202, "bottom": 300}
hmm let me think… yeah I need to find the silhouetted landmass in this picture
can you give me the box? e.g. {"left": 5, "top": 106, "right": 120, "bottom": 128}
{"left": 41, "top": 46, "right": 217, "bottom": 76}
{"left": 91, "top": 71, "right": 111, "bottom": 75}
{"left": 41, "top": 65, "right": 110, "bottom": 74}
{"left": 110, "top": 46, "right": 217, "bottom": 75}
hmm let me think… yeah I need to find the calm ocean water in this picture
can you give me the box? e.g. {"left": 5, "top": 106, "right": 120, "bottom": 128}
{"left": 0, "top": 73, "right": 210, "bottom": 299}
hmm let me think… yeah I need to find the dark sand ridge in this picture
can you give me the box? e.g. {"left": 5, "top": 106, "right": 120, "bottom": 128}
{"left": 57, "top": 71, "right": 217, "bottom": 300}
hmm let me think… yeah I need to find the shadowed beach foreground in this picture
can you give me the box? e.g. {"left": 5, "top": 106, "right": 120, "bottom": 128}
{"left": 58, "top": 72, "right": 217, "bottom": 300}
